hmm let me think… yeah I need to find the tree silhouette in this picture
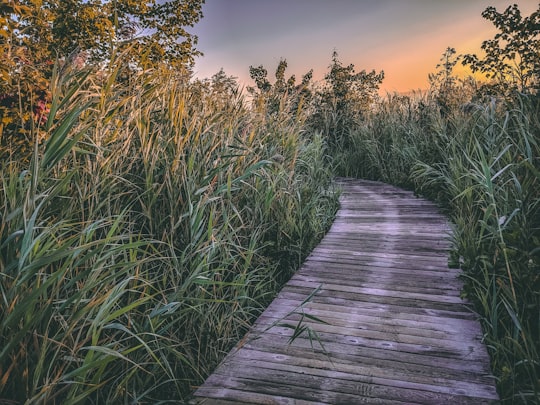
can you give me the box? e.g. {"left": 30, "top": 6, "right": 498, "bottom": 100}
{"left": 463, "top": 3, "right": 540, "bottom": 94}
{"left": 248, "top": 59, "right": 313, "bottom": 116}
{"left": 311, "top": 51, "right": 384, "bottom": 148}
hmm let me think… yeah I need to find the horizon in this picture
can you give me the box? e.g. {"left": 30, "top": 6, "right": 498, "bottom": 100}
{"left": 191, "top": 0, "right": 538, "bottom": 94}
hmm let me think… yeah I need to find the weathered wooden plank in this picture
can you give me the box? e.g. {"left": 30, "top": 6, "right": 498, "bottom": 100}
{"left": 292, "top": 273, "right": 463, "bottom": 295}
{"left": 258, "top": 301, "right": 483, "bottom": 337}
{"left": 270, "top": 298, "right": 481, "bottom": 324}
{"left": 296, "top": 261, "right": 460, "bottom": 282}
{"left": 217, "top": 350, "right": 498, "bottom": 399}
{"left": 321, "top": 232, "right": 450, "bottom": 242}
{"left": 304, "top": 254, "right": 454, "bottom": 272}
{"left": 284, "top": 279, "right": 464, "bottom": 304}
{"left": 201, "top": 365, "right": 495, "bottom": 404}
{"left": 238, "top": 336, "right": 494, "bottom": 379}
{"left": 251, "top": 320, "right": 486, "bottom": 358}
{"left": 273, "top": 294, "right": 479, "bottom": 323}
{"left": 300, "top": 260, "right": 463, "bottom": 283}
{"left": 315, "top": 245, "right": 450, "bottom": 259}
{"left": 193, "top": 388, "right": 326, "bottom": 405}
{"left": 253, "top": 318, "right": 485, "bottom": 356}
{"left": 277, "top": 287, "right": 473, "bottom": 314}
{"left": 315, "top": 241, "right": 449, "bottom": 249}
{"left": 309, "top": 249, "right": 451, "bottom": 265}
{"left": 196, "top": 374, "right": 409, "bottom": 404}
{"left": 192, "top": 179, "right": 499, "bottom": 404}
{"left": 298, "top": 269, "right": 462, "bottom": 288}
{"left": 310, "top": 243, "right": 448, "bottom": 258}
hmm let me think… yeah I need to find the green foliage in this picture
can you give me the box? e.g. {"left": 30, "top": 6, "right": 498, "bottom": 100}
{"left": 0, "top": 57, "right": 338, "bottom": 403}
{"left": 248, "top": 52, "right": 385, "bottom": 151}
{"left": 0, "top": 0, "right": 50, "bottom": 158}
{"left": 331, "top": 92, "right": 440, "bottom": 184}
{"left": 0, "top": 0, "right": 204, "bottom": 161}
{"left": 463, "top": 3, "right": 540, "bottom": 94}
{"left": 248, "top": 59, "right": 313, "bottom": 117}
{"left": 18, "top": 0, "right": 204, "bottom": 67}
{"left": 264, "top": 284, "right": 329, "bottom": 355}
{"left": 413, "top": 95, "right": 540, "bottom": 403}
{"left": 310, "top": 51, "right": 384, "bottom": 149}
{"left": 429, "top": 47, "right": 477, "bottom": 116}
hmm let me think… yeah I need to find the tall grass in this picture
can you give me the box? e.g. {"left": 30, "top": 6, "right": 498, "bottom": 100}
{"left": 0, "top": 58, "right": 338, "bottom": 403}
{"left": 414, "top": 97, "right": 540, "bottom": 402}
{"left": 332, "top": 92, "right": 448, "bottom": 187}
{"left": 334, "top": 90, "right": 540, "bottom": 402}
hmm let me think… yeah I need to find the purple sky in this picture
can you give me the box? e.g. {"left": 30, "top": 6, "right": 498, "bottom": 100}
{"left": 191, "top": 1, "right": 537, "bottom": 93}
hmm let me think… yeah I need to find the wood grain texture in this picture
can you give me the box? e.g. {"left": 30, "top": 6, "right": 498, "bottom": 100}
{"left": 192, "top": 178, "right": 499, "bottom": 404}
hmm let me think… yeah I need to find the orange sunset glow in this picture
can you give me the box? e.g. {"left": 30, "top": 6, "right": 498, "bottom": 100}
{"left": 192, "top": 0, "right": 538, "bottom": 94}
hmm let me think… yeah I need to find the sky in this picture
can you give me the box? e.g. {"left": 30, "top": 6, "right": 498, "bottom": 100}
{"left": 190, "top": 0, "right": 538, "bottom": 94}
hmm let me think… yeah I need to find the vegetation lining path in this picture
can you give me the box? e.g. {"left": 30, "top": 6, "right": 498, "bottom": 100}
{"left": 192, "top": 178, "right": 499, "bottom": 404}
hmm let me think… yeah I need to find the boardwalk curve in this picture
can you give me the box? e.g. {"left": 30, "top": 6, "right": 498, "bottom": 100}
{"left": 192, "top": 178, "right": 499, "bottom": 404}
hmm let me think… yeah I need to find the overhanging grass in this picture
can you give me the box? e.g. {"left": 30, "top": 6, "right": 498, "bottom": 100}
{"left": 0, "top": 60, "right": 338, "bottom": 403}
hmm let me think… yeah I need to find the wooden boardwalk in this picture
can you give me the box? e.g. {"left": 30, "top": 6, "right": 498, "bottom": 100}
{"left": 192, "top": 178, "right": 499, "bottom": 404}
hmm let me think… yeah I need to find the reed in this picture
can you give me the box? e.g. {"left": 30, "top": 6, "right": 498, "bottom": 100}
{"left": 0, "top": 58, "right": 338, "bottom": 403}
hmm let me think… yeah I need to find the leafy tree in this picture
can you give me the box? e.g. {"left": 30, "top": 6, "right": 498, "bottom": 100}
{"left": 1, "top": 0, "right": 204, "bottom": 91}
{"left": 429, "top": 47, "right": 461, "bottom": 90}
{"left": 463, "top": 3, "right": 540, "bottom": 94}
{"left": 210, "top": 68, "right": 238, "bottom": 96}
{"left": 325, "top": 51, "right": 384, "bottom": 113}
{"left": 13, "top": 0, "right": 205, "bottom": 68}
{"left": 0, "top": 0, "right": 51, "bottom": 157}
{"left": 311, "top": 51, "right": 384, "bottom": 148}
{"left": 0, "top": 0, "right": 204, "bottom": 158}
{"left": 191, "top": 68, "right": 239, "bottom": 111}
{"left": 248, "top": 59, "right": 313, "bottom": 116}
{"left": 429, "top": 47, "right": 476, "bottom": 115}
{"left": 248, "top": 64, "right": 271, "bottom": 94}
